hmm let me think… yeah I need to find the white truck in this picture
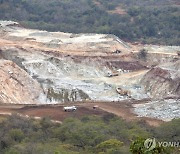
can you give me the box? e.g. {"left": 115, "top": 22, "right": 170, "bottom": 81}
{"left": 63, "top": 106, "right": 77, "bottom": 112}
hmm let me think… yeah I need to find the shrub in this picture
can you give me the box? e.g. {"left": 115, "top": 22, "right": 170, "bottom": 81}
{"left": 138, "top": 49, "right": 148, "bottom": 60}
{"left": 96, "top": 139, "right": 123, "bottom": 153}
{"left": 9, "top": 129, "right": 24, "bottom": 143}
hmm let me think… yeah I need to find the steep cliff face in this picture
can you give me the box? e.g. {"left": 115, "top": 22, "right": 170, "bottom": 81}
{"left": 0, "top": 60, "right": 44, "bottom": 104}
{"left": 141, "top": 61, "right": 180, "bottom": 99}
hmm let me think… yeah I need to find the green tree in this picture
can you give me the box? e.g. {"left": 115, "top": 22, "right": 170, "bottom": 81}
{"left": 96, "top": 139, "right": 123, "bottom": 153}
{"left": 130, "top": 138, "right": 172, "bottom": 154}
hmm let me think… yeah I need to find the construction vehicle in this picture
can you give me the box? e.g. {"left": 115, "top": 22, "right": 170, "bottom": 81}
{"left": 106, "top": 72, "right": 119, "bottom": 77}
{"left": 116, "top": 87, "right": 131, "bottom": 97}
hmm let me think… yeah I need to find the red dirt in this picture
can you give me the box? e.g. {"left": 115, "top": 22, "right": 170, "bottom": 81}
{"left": 107, "top": 60, "right": 147, "bottom": 70}
{"left": 0, "top": 101, "right": 164, "bottom": 127}
{"left": 17, "top": 105, "right": 108, "bottom": 121}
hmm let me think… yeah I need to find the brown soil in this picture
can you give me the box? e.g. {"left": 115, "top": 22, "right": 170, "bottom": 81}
{"left": 107, "top": 60, "right": 147, "bottom": 70}
{"left": 17, "top": 105, "right": 108, "bottom": 121}
{"left": 0, "top": 101, "right": 164, "bottom": 127}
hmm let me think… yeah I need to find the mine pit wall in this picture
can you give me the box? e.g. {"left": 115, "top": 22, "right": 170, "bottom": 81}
{"left": 133, "top": 48, "right": 180, "bottom": 99}
{"left": 0, "top": 49, "right": 3, "bottom": 59}
{"left": 0, "top": 21, "right": 180, "bottom": 104}
{"left": 106, "top": 60, "right": 147, "bottom": 71}
{"left": 0, "top": 60, "right": 45, "bottom": 104}
{"left": 0, "top": 41, "right": 179, "bottom": 102}
{"left": 135, "top": 51, "right": 179, "bottom": 67}
{"left": 0, "top": 48, "right": 26, "bottom": 69}
{"left": 141, "top": 67, "right": 180, "bottom": 99}
{"left": 0, "top": 47, "right": 109, "bottom": 102}
{"left": 0, "top": 46, "right": 148, "bottom": 103}
{"left": 46, "top": 88, "right": 90, "bottom": 103}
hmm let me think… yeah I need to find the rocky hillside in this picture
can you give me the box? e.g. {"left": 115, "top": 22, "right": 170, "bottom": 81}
{"left": 141, "top": 62, "right": 180, "bottom": 99}
{"left": 0, "top": 60, "right": 44, "bottom": 104}
{"left": 0, "top": 21, "right": 179, "bottom": 105}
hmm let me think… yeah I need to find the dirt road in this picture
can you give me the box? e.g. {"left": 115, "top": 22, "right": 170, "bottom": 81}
{"left": 0, "top": 100, "right": 164, "bottom": 127}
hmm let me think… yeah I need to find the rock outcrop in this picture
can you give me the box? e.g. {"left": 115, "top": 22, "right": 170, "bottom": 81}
{"left": 141, "top": 60, "right": 180, "bottom": 99}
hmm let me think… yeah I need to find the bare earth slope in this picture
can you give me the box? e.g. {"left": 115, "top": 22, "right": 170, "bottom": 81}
{"left": 0, "top": 60, "right": 44, "bottom": 104}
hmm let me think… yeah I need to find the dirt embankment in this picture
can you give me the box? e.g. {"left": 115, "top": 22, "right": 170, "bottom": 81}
{"left": 141, "top": 62, "right": 180, "bottom": 99}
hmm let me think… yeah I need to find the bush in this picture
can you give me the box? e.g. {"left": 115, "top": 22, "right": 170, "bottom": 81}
{"left": 9, "top": 129, "right": 24, "bottom": 143}
{"left": 138, "top": 49, "right": 148, "bottom": 60}
{"left": 130, "top": 138, "right": 172, "bottom": 154}
{"left": 155, "top": 119, "right": 180, "bottom": 142}
{"left": 0, "top": 114, "right": 179, "bottom": 153}
{"left": 96, "top": 139, "right": 123, "bottom": 153}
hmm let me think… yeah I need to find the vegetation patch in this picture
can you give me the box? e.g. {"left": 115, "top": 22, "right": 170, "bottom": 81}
{"left": 0, "top": 114, "right": 179, "bottom": 153}
{"left": 0, "top": 0, "right": 179, "bottom": 45}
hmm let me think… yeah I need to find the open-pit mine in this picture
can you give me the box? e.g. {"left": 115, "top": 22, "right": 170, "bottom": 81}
{"left": 0, "top": 21, "right": 179, "bottom": 123}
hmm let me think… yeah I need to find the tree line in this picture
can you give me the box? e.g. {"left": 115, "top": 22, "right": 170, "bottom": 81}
{"left": 0, "top": 114, "right": 179, "bottom": 153}
{"left": 0, "top": 0, "right": 179, "bottom": 45}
